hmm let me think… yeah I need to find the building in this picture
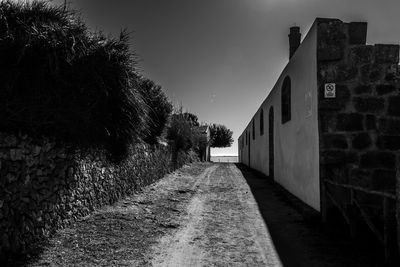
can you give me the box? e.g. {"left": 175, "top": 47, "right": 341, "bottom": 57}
{"left": 238, "top": 18, "right": 400, "bottom": 258}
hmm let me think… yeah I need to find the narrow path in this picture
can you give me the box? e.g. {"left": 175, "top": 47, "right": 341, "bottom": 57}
{"left": 150, "top": 164, "right": 282, "bottom": 266}
{"left": 150, "top": 165, "right": 216, "bottom": 267}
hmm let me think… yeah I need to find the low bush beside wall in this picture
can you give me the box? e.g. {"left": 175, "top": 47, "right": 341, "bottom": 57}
{"left": 0, "top": 132, "right": 197, "bottom": 259}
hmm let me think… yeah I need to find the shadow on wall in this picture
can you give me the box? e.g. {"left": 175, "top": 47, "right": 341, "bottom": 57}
{"left": 235, "top": 163, "right": 389, "bottom": 267}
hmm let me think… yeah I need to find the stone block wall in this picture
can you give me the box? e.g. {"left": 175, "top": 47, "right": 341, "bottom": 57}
{"left": 317, "top": 18, "right": 400, "bottom": 191}
{"left": 317, "top": 18, "right": 400, "bottom": 253}
{"left": 0, "top": 132, "right": 197, "bottom": 259}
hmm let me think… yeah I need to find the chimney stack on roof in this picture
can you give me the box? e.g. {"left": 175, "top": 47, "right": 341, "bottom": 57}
{"left": 289, "top": 26, "right": 301, "bottom": 59}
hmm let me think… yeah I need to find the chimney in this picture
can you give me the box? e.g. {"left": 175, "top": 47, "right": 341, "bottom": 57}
{"left": 289, "top": 26, "right": 301, "bottom": 59}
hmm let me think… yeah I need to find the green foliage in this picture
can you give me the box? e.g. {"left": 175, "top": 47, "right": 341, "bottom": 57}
{"left": 209, "top": 123, "right": 233, "bottom": 148}
{"left": 138, "top": 77, "right": 173, "bottom": 145}
{"left": 0, "top": 1, "right": 148, "bottom": 161}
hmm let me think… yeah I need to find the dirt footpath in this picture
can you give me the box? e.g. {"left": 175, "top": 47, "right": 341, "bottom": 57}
{"left": 27, "top": 163, "right": 281, "bottom": 266}
{"left": 151, "top": 164, "right": 281, "bottom": 267}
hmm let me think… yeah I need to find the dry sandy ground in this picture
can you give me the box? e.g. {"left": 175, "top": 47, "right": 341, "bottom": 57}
{"left": 151, "top": 164, "right": 281, "bottom": 267}
{"left": 24, "top": 163, "right": 386, "bottom": 266}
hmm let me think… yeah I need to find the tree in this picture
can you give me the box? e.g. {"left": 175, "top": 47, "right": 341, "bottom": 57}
{"left": 209, "top": 124, "right": 233, "bottom": 148}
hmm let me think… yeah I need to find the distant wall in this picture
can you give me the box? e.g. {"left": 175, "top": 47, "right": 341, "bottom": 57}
{"left": 210, "top": 156, "right": 238, "bottom": 163}
{"left": 0, "top": 132, "right": 197, "bottom": 259}
{"left": 239, "top": 22, "right": 320, "bottom": 211}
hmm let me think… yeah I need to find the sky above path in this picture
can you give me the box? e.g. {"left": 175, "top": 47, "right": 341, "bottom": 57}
{"left": 50, "top": 0, "right": 400, "bottom": 156}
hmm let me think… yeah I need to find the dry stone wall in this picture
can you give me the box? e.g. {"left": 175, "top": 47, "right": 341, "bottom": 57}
{"left": 317, "top": 18, "right": 400, "bottom": 254}
{"left": 0, "top": 132, "right": 196, "bottom": 259}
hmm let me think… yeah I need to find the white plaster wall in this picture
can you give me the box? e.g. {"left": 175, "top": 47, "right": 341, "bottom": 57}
{"left": 238, "top": 22, "right": 320, "bottom": 211}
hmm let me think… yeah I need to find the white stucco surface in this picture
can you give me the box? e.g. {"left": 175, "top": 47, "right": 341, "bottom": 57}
{"left": 239, "top": 22, "right": 320, "bottom": 211}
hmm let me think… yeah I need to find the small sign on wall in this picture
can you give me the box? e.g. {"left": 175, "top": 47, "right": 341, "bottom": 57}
{"left": 324, "top": 83, "right": 336, "bottom": 98}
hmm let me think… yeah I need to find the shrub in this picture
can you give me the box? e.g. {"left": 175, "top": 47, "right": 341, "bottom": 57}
{"left": 167, "top": 111, "right": 194, "bottom": 152}
{"left": 0, "top": 1, "right": 147, "bottom": 161}
{"left": 137, "top": 77, "right": 173, "bottom": 145}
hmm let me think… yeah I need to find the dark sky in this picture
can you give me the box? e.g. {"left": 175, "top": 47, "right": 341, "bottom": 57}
{"left": 51, "top": 0, "right": 400, "bottom": 156}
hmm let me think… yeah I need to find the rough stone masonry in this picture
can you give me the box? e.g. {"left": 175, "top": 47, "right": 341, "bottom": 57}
{"left": 316, "top": 18, "right": 400, "bottom": 256}
{"left": 0, "top": 132, "right": 196, "bottom": 259}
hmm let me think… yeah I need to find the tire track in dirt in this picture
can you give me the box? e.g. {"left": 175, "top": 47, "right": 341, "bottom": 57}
{"left": 151, "top": 164, "right": 217, "bottom": 267}
{"left": 151, "top": 163, "right": 282, "bottom": 266}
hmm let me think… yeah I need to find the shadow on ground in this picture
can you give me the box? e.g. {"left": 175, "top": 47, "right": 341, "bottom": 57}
{"left": 235, "top": 163, "right": 392, "bottom": 267}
